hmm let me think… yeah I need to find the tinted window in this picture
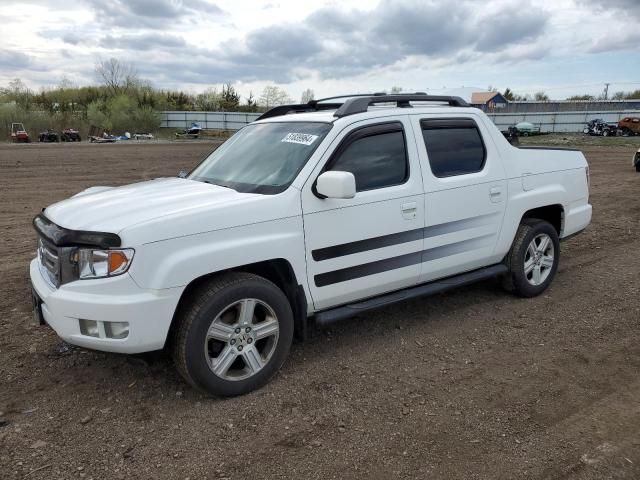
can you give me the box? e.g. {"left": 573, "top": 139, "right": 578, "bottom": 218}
{"left": 422, "top": 120, "right": 486, "bottom": 177}
{"left": 330, "top": 129, "right": 408, "bottom": 191}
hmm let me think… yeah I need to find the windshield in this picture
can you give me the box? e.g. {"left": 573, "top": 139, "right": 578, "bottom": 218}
{"left": 189, "top": 122, "right": 332, "bottom": 194}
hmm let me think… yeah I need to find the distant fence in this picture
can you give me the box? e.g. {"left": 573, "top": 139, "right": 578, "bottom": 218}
{"left": 161, "top": 109, "right": 640, "bottom": 134}
{"left": 480, "top": 99, "right": 640, "bottom": 114}
{"left": 487, "top": 110, "right": 640, "bottom": 133}
{"left": 161, "top": 111, "right": 261, "bottom": 130}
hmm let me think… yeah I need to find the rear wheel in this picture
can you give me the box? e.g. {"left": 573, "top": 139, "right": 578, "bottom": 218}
{"left": 171, "top": 272, "right": 294, "bottom": 396}
{"left": 503, "top": 220, "right": 560, "bottom": 297}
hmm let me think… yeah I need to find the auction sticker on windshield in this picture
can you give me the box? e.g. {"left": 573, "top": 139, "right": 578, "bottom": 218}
{"left": 281, "top": 133, "right": 319, "bottom": 146}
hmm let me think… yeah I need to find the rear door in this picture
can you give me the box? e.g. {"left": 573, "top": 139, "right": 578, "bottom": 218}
{"left": 301, "top": 116, "right": 425, "bottom": 310}
{"left": 411, "top": 114, "right": 507, "bottom": 283}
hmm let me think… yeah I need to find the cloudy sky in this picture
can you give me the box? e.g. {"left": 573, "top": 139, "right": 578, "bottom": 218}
{"left": 1, "top": 0, "right": 639, "bottom": 101}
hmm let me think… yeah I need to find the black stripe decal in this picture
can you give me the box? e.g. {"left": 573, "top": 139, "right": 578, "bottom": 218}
{"left": 314, "top": 251, "right": 422, "bottom": 287}
{"left": 314, "top": 234, "right": 494, "bottom": 287}
{"left": 312, "top": 212, "right": 499, "bottom": 262}
{"left": 312, "top": 228, "right": 423, "bottom": 261}
{"left": 423, "top": 212, "right": 499, "bottom": 239}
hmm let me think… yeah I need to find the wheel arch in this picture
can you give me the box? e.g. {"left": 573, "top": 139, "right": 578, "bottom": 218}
{"left": 167, "top": 258, "right": 309, "bottom": 347}
{"left": 521, "top": 204, "right": 564, "bottom": 236}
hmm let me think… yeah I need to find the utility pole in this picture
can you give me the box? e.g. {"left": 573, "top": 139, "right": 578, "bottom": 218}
{"left": 603, "top": 83, "right": 610, "bottom": 100}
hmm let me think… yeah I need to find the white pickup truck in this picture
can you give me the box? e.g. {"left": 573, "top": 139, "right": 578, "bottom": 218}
{"left": 30, "top": 94, "right": 592, "bottom": 396}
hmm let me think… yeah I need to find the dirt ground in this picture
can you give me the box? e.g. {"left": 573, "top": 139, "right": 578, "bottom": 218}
{"left": 1, "top": 139, "right": 640, "bottom": 479}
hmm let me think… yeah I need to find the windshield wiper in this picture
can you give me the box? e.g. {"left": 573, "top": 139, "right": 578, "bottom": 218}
{"left": 199, "top": 178, "right": 237, "bottom": 192}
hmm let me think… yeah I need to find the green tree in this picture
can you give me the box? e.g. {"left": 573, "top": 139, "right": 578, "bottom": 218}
{"left": 503, "top": 88, "right": 515, "bottom": 101}
{"left": 220, "top": 83, "right": 240, "bottom": 110}
{"left": 567, "top": 94, "right": 595, "bottom": 101}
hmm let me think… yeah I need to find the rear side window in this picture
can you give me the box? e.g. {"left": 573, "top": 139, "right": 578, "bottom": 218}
{"left": 328, "top": 122, "right": 408, "bottom": 191}
{"left": 421, "top": 119, "right": 486, "bottom": 178}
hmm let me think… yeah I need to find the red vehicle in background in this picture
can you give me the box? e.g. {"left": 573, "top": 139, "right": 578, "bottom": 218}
{"left": 10, "top": 123, "right": 30, "bottom": 143}
{"left": 618, "top": 117, "right": 640, "bottom": 136}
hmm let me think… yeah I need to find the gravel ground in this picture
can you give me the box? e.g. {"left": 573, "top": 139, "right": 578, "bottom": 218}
{"left": 0, "top": 140, "right": 639, "bottom": 479}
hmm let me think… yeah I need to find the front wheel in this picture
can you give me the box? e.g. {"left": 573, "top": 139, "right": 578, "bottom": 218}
{"left": 503, "top": 219, "right": 560, "bottom": 297}
{"left": 171, "top": 272, "right": 294, "bottom": 396}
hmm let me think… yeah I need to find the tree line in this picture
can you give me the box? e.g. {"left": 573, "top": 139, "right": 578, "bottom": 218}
{"left": 0, "top": 58, "right": 304, "bottom": 135}
{"left": 499, "top": 87, "right": 640, "bottom": 102}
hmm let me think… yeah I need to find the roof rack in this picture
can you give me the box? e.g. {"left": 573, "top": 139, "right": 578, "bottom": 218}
{"left": 255, "top": 102, "right": 343, "bottom": 121}
{"left": 255, "top": 93, "right": 469, "bottom": 121}
{"left": 334, "top": 94, "right": 469, "bottom": 117}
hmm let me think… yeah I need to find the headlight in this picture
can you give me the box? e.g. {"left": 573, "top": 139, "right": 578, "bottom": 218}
{"left": 73, "top": 248, "right": 135, "bottom": 279}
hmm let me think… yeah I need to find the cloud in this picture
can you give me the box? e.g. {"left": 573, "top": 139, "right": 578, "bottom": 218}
{"left": 82, "top": 0, "right": 224, "bottom": 27}
{"left": 588, "top": 31, "right": 640, "bottom": 54}
{"left": 577, "top": 0, "right": 640, "bottom": 52}
{"left": 208, "top": 0, "right": 551, "bottom": 83}
{"left": 578, "top": 0, "right": 640, "bottom": 17}
{"left": 0, "top": 50, "right": 33, "bottom": 70}
{"left": 100, "top": 33, "right": 187, "bottom": 51}
{"left": 61, "top": 33, "right": 83, "bottom": 45}
{"left": 475, "top": 5, "right": 547, "bottom": 51}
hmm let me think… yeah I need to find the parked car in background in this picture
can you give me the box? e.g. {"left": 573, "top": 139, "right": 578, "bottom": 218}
{"left": 10, "top": 122, "right": 30, "bottom": 143}
{"left": 583, "top": 118, "right": 617, "bottom": 137}
{"left": 61, "top": 128, "right": 82, "bottom": 142}
{"left": 30, "top": 93, "right": 592, "bottom": 397}
{"left": 515, "top": 122, "right": 541, "bottom": 136}
{"left": 39, "top": 129, "right": 60, "bottom": 143}
{"left": 618, "top": 117, "right": 640, "bottom": 136}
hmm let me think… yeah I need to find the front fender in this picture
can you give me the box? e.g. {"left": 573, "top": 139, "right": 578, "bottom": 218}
{"left": 128, "top": 216, "right": 309, "bottom": 294}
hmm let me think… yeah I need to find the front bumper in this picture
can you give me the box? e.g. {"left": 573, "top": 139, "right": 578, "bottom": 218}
{"left": 30, "top": 259, "right": 183, "bottom": 354}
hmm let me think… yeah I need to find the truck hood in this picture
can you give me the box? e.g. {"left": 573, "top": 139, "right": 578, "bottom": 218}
{"left": 44, "top": 178, "right": 260, "bottom": 234}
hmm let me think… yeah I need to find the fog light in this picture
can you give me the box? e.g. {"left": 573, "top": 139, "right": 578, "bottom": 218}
{"left": 104, "top": 321, "right": 129, "bottom": 339}
{"left": 79, "top": 319, "right": 99, "bottom": 337}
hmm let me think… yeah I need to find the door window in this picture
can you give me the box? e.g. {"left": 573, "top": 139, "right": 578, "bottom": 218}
{"left": 421, "top": 119, "right": 486, "bottom": 178}
{"left": 327, "top": 122, "right": 408, "bottom": 191}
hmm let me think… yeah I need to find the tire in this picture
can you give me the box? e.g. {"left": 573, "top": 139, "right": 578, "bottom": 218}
{"left": 603, "top": 130, "right": 610, "bottom": 137}
{"left": 171, "top": 272, "right": 294, "bottom": 397}
{"left": 503, "top": 219, "right": 560, "bottom": 297}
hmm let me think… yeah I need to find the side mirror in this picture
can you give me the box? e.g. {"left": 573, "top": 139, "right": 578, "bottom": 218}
{"left": 178, "top": 170, "right": 188, "bottom": 178}
{"left": 316, "top": 171, "right": 356, "bottom": 199}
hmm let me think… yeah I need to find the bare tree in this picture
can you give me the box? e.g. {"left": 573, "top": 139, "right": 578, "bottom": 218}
{"left": 300, "top": 88, "right": 315, "bottom": 103}
{"left": 95, "top": 58, "right": 139, "bottom": 95}
{"left": 533, "top": 91, "right": 550, "bottom": 101}
{"left": 259, "top": 86, "right": 292, "bottom": 108}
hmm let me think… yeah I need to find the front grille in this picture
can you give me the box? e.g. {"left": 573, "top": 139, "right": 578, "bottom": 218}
{"left": 38, "top": 237, "right": 60, "bottom": 288}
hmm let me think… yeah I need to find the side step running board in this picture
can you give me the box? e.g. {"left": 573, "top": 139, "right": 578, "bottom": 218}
{"left": 314, "top": 264, "right": 508, "bottom": 327}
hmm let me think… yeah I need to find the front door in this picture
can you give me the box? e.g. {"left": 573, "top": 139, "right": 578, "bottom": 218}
{"left": 301, "top": 117, "right": 425, "bottom": 310}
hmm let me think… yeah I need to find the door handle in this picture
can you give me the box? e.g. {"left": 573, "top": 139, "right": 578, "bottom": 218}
{"left": 401, "top": 202, "right": 417, "bottom": 220}
{"left": 489, "top": 186, "right": 502, "bottom": 203}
